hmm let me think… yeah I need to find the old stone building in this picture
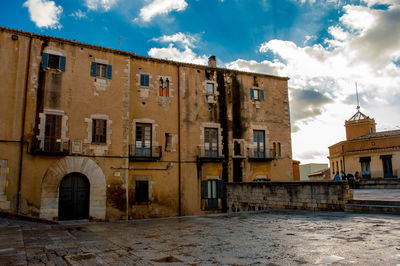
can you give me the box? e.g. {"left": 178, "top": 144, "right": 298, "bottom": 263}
{"left": 329, "top": 109, "right": 400, "bottom": 179}
{"left": 0, "top": 27, "right": 293, "bottom": 221}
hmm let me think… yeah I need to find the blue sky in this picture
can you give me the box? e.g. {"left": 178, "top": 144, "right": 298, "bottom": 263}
{"left": 2, "top": 0, "right": 400, "bottom": 164}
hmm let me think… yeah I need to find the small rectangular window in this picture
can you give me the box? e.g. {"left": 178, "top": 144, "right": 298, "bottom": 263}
{"left": 92, "top": 119, "right": 107, "bottom": 144}
{"left": 135, "top": 181, "right": 149, "bottom": 203}
{"left": 97, "top": 63, "right": 107, "bottom": 78}
{"left": 201, "top": 179, "right": 224, "bottom": 209}
{"left": 206, "top": 82, "right": 215, "bottom": 94}
{"left": 140, "top": 74, "right": 150, "bottom": 87}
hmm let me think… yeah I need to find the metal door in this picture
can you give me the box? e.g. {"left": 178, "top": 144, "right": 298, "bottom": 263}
{"left": 58, "top": 173, "right": 90, "bottom": 220}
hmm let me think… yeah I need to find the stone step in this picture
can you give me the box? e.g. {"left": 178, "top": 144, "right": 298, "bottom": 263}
{"left": 345, "top": 203, "right": 400, "bottom": 215}
{"left": 348, "top": 200, "right": 400, "bottom": 206}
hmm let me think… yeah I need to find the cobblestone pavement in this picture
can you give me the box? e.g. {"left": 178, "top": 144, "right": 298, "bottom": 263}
{"left": 0, "top": 210, "right": 400, "bottom": 265}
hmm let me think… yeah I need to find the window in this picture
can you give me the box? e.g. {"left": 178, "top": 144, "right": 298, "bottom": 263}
{"left": 250, "top": 88, "right": 264, "bottom": 101}
{"left": 201, "top": 179, "right": 224, "bottom": 209}
{"left": 90, "top": 62, "right": 112, "bottom": 79}
{"left": 42, "top": 53, "right": 66, "bottom": 72}
{"left": 159, "top": 77, "right": 169, "bottom": 97}
{"left": 380, "top": 155, "right": 393, "bottom": 178}
{"left": 140, "top": 74, "right": 150, "bottom": 87}
{"left": 360, "top": 157, "right": 371, "bottom": 178}
{"left": 92, "top": 119, "right": 107, "bottom": 144}
{"left": 206, "top": 82, "right": 215, "bottom": 94}
{"left": 44, "top": 114, "right": 62, "bottom": 152}
{"left": 135, "top": 123, "right": 152, "bottom": 157}
{"left": 273, "top": 142, "right": 281, "bottom": 157}
{"left": 204, "top": 128, "right": 218, "bottom": 157}
{"left": 332, "top": 161, "right": 335, "bottom": 174}
{"left": 253, "top": 130, "right": 265, "bottom": 158}
{"left": 135, "top": 181, "right": 149, "bottom": 203}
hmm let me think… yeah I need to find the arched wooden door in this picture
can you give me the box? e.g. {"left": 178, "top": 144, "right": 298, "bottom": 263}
{"left": 58, "top": 173, "right": 90, "bottom": 220}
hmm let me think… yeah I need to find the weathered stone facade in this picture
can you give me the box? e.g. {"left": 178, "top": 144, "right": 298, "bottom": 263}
{"left": 0, "top": 26, "right": 293, "bottom": 221}
{"left": 227, "top": 181, "right": 352, "bottom": 212}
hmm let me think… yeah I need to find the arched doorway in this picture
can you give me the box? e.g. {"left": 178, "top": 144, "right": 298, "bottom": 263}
{"left": 58, "top": 173, "right": 90, "bottom": 220}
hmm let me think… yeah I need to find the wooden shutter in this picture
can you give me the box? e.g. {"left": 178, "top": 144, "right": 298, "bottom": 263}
{"left": 42, "top": 53, "right": 49, "bottom": 68}
{"left": 59, "top": 56, "right": 66, "bottom": 72}
{"left": 250, "top": 88, "right": 254, "bottom": 99}
{"left": 106, "top": 64, "right": 112, "bottom": 79}
{"left": 90, "top": 62, "right": 97, "bottom": 77}
{"left": 260, "top": 89, "right": 264, "bottom": 100}
{"left": 201, "top": 180, "right": 208, "bottom": 199}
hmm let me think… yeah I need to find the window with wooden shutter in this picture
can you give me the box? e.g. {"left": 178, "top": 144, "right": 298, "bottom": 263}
{"left": 42, "top": 53, "right": 66, "bottom": 72}
{"left": 92, "top": 119, "right": 107, "bottom": 144}
{"left": 250, "top": 88, "right": 264, "bottom": 101}
{"left": 91, "top": 62, "right": 112, "bottom": 79}
{"left": 140, "top": 74, "right": 150, "bottom": 87}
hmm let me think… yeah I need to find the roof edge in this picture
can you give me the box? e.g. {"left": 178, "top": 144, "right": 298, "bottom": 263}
{"left": 0, "top": 26, "right": 289, "bottom": 81}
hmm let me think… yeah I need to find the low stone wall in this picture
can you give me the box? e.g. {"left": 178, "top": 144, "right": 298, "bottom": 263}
{"left": 359, "top": 178, "right": 400, "bottom": 189}
{"left": 227, "top": 181, "right": 353, "bottom": 212}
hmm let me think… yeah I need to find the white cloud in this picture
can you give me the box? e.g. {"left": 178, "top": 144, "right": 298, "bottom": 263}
{"left": 224, "top": 1, "right": 400, "bottom": 163}
{"left": 70, "top": 9, "right": 87, "bottom": 20}
{"left": 85, "top": 0, "right": 117, "bottom": 11}
{"left": 138, "top": 0, "right": 188, "bottom": 22}
{"left": 23, "top": 0, "right": 63, "bottom": 29}
{"left": 152, "top": 32, "right": 198, "bottom": 48}
{"left": 148, "top": 44, "right": 208, "bottom": 65}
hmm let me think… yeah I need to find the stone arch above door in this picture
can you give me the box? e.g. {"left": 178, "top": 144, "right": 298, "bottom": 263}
{"left": 40, "top": 156, "right": 106, "bottom": 220}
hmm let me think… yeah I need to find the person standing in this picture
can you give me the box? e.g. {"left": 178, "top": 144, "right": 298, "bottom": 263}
{"left": 334, "top": 172, "right": 341, "bottom": 181}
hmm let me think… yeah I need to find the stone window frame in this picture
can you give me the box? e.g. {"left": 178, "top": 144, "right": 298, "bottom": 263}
{"left": 232, "top": 139, "right": 246, "bottom": 158}
{"left": 199, "top": 122, "right": 223, "bottom": 157}
{"left": 37, "top": 109, "right": 69, "bottom": 150}
{"left": 202, "top": 80, "right": 219, "bottom": 105}
{"left": 132, "top": 118, "right": 159, "bottom": 154}
{"left": 42, "top": 48, "right": 66, "bottom": 73}
{"left": 84, "top": 114, "right": 112, "bottom": 149}
{"left": 132, "top": 175, "right": 153, "bottom": 205}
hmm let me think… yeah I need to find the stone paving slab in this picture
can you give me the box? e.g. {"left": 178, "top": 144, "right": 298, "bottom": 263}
{"left": 0, "top": 210, "right": 400, "bottom": 265}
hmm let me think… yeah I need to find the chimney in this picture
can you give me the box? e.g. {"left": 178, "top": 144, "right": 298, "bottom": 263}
{"left": 208, "top": 55, "right": 216, "bottom": 68}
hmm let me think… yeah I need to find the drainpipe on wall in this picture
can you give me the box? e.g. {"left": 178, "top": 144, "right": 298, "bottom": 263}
{"left": 177, "top": 65, "right": 182, "bottom": 216}
{"left": 17, "top": 34, "right": 33, "bottom": 213}
{"left": 125, "top": 56, "right": 131, "bottom": 220}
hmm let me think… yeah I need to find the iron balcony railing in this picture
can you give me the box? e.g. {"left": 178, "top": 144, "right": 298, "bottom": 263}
{"left": 30, "top": 138, "right": 70, "bottom": 155}
{"left": 129, "top": 145, "right": 162, "bottom": 161}
{"left": 248, "top": 149, "right": 278, "bottom": 161}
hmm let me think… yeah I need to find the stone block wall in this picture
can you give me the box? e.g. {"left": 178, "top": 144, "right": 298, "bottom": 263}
{"left": 227, "top": 181, "right": 353, "bottom": 212}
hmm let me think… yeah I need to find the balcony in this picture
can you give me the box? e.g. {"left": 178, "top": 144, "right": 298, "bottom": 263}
{"left": 129, "top": 145, "right": 162, "bottom": 161}
{"left": 30, "top": 138, "right": 70, "bottom": 155}
{"left": 197, "top": 147, "right": 224, "bottom": 163}
{"left": 248, "top": 149, "right": 278, "bottom": 162}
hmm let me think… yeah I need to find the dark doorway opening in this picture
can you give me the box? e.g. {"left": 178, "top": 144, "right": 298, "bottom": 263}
{"left": 233, "top": 158, "right": 243, "bottom": 182}
{"left": 59, "top": 172, "right": 90, "bottom": 220}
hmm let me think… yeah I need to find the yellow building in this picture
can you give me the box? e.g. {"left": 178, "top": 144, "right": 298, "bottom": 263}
{"left": 329, "top": 109, "right": 400, "bottom": 179}
{"left": 0, "top": 27, "right": 293, "bottom": 221}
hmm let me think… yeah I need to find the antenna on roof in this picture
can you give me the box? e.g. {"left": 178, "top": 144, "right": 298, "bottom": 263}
{"left": 118, "top": 36, "right": 127, "bottom": 50}
{"left": 355, "top": 82, "right": 360, "bottom": 111}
